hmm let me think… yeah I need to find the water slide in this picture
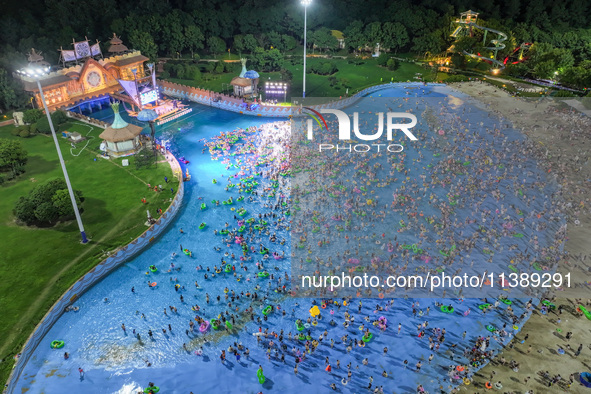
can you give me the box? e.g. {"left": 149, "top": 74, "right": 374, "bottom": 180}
{"left": 455, "top": 22, "right": 508, "bottom": 69}
{"left": 450, "top": 26, "right": 463, "bottom": 38}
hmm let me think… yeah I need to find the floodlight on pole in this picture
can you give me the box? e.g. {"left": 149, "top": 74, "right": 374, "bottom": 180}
{"left": 301, "top": 0, "right": 312, "bottom": 98}
{"left": 19, "top": 66, "right": 88, "bottom": 243}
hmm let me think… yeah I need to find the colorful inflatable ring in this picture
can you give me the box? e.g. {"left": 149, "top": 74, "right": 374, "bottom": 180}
{"left": 143, "top": 387, "right": 160, "bottom": 393}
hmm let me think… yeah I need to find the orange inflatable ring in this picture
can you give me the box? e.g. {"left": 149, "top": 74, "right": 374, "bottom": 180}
{"left": 321, "top": 303, "right": 327, "bottom": 309}
{"left": 485, "top": 381, "right": 492, "bottom": 389}
{"left": 378, "top": 293, "right": 384, "bottom": 299}
{"left": 456, "top": 365, "right": 464, "bottom": 372}
{"left": 150, "top": 282, "right": 157, "bottom": 287}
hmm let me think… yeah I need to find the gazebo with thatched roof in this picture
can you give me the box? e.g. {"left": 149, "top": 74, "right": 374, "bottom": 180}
{"left": 99, "top": 102, "right": 143, "bottom": 157}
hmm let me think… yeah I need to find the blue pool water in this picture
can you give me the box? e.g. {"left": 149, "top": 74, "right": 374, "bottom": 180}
{"left": 13, "top": 85, "right": 559, "bottom": 394}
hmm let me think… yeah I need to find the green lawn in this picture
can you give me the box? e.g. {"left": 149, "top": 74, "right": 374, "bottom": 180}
{"left": 0, "top": 122, "right": 177, "bottom": 384}
{"left": 168, "top": 56, "right": 436, "bottom": 100}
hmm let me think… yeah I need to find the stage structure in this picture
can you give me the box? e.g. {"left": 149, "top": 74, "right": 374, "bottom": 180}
{"left": 15, "top": 35, "right": 148, "bottom": 110}
{"left": 14, "top": 35, "right": 192, "bottom": 125}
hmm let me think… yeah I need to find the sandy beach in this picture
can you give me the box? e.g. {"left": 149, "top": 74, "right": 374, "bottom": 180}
{"left": 450, "top": 81, "right": 591, "bottom": 392}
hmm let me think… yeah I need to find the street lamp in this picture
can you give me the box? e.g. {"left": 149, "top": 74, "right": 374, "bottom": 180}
{"left": 301, "top": 0, "right": 312, "bottom": 98}
{"left": 18, "top": 66, "right": 88, "bottom": 243}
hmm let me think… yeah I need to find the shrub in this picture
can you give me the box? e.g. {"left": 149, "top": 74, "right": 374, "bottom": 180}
{"left": 22, "top": 109, "right": 43, "bottom": 124}
{"left": 36, "top": 116, "right": 51, "bottom": 133}
{"left": 173, "top": 64, "right": 185, "bottom": 79}
{"left": 310, "top": 61, "right": 338, "bottom": 75}
{"left": 551, "top": 90, "right": 575, "bottom": 97}
{"left": 445, "top": 74, "right": 470, "bottom": 82}
{"left": 214, "top": 61, "right": 225, "bottom": 74}
{"left": 159, "top": 70, "right": 170, "bottom": 79}
{"left": 13, "top": 178, "right": 83, "bottom": 226}
{"left": 10, "top": 127, "right": 21, "bottom": 136}
{"left": 29, "top": 123, "right": 37, "bottom": 134}
{"left": 387, "top": 58, "right": 400, "bottom": 71}
{"left": 377, "top": 53, "right": 390, "bottom": 67}
{"left": 204, "top": 62, "right": 215, "bottom": 73}
{"left": 19, "top": 129, "right": 30, "bottom": 138}
{"left": 51, "top": 110, "right": 68, "bottom": 126}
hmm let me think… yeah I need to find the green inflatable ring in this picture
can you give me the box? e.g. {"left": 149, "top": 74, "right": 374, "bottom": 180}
{"left": 440, "top": 305, "right": 454, "bottom": 314}
{"left": 361, "top": 333, "right": 373, "bottom": 343}
{"left": 143, "top": 386, "right": 160, "bottom": 393}
{"left": 262, "top": 306, "right": 273, "bottom": 316}
{"left": 478, "top": 304, "right": 491, "bottom": 310}
{"left": 50, "top": 340, "right": 64, "bottom": 349}
{"left": 199, "top": 222, "right": 206, "bottom": 230}
{"left": 485, "top": 325, "right": 497, "bottom": 332}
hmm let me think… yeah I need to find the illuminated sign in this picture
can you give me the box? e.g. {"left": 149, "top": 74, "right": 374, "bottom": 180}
{"left": 140, "top": 89, "right": 158, "bottom": 105}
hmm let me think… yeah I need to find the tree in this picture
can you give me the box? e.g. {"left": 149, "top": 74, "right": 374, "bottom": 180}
{"left": 52, "top": 189, "right": 81, "bottom": 217}
{"left": 13, "top": 196, "right": 37, "bottom": 224}
{"left": 233, "top": 34, "right": 245, "bottom": 54}
{"left": 161, "top": 11, "right": 186, "bottom": 56}
{"left": 184, "top": 25, "right": 204, "bottom": 58}
{"left": 242, "top": 34, "right": 258, "bottom": 53}
{"left": 344, "top": 20, "right": 366, "bottom": 52}
{"left": 23, "top": 109, "right": 43, "bottom": 124}
{"left": 0, "top": 139, "right": 27, "bottom": 177}
{"left": 0, "top": 67, "right": 19, "bottom": 111}
{"left": 51, "top": 110, "right": 68, "bottom": 126}
{"left": 381, "top": 22, "right": 409, "bottom": 53}
{"left": 412, "top": 33, "right": 444, "bottom": 55}
{"left": 13, "top": 178, "right": 83, "bottom": 226}
{"left": 281, "top": 35, "right": 297, "bottom": 52}
{"left": 266, "top": 31, "right": 282, "bottom": 50}
{"left": 250, "top": 48, "right": 284, "bottom": 72}
{"left": 214, "top": 61, "right": 225, "bottom": 74}
{"left": 129, "top": 30, "right": 158, "bottom": 61}
{"left": 312, "top": 28, "right": 338, "bottom": 53}
{"left": 207, "top": 36, "right": 226, "bottom": 57}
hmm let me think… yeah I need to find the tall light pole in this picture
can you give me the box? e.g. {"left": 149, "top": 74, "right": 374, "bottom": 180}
{"left": 301, "top": 0, "right": 312, "bottom": 98}
{"left": 19, "top": 66, "right": 88, "bottom": 243}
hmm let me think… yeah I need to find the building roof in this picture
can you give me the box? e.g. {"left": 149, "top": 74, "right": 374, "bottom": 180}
{"left": 231, "top": 76, "right": 252, "bottom": 87}
{"left": 331, "top": 30, "right": 344, "bottom": 39}
{"left": 21, "top": 74, "right": 72, "bottom": 91}
{"left": 116, "top": 54, "right": 149, "bottom": 67}
{"left": 108, "top": 33, "right": 128, "bottom": 53}
{"left": 244, "top": 70, "right": 259, "bottom": 79}
{"left": 99, "top": 123, "right": 143, "bottom": 142}
{"left": 99, "top": 102, "right": 143, "bottom": 142}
